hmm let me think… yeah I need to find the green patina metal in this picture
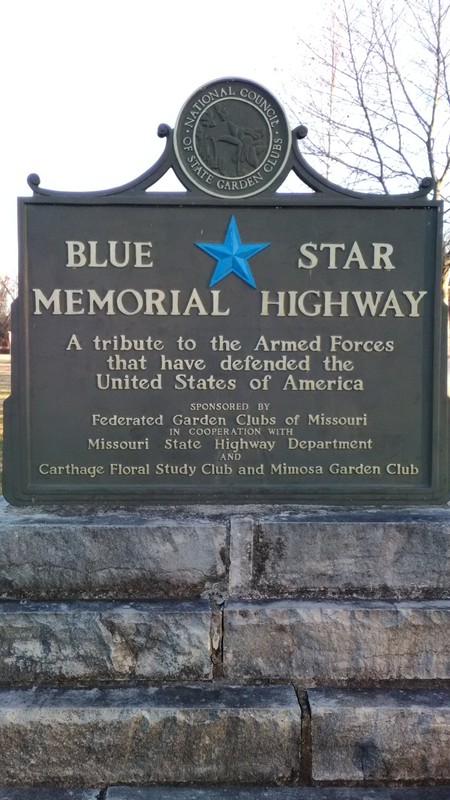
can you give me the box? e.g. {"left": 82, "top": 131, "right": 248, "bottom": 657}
{"left": 3, "top": 78, "right": 447, "bottom": 504}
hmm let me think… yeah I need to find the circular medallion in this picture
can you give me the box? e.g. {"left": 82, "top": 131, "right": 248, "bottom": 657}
{"left": 174, "top": 78, "right": 291, "bottom": 199}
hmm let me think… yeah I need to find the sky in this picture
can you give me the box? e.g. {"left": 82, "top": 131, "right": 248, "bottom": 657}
{"left": 0, "top": 0, "right": 333, "bottom": 280}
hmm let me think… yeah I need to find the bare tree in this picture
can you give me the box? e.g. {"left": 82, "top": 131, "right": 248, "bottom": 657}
{"left": 0, "top": 277, "right": 17, "bottom": 352}
{"left": 285, "top": 0, "right": 450, "bottom": 285}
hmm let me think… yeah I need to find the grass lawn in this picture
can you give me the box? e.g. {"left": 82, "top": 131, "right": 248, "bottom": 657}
{"left": 0, "top": 356, "right": 11, "bottom": 483}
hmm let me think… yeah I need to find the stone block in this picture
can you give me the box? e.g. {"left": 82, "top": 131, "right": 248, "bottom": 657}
{"left": 0, "top": 600, "right": 215, "bottom": 683}
{"left": 309, "top": 688, "right": 450, "bottom": 782}
{"left": 0, "top": 501, "right": 227, "bottom": 599}
{"left": 0, "top": 684, "right": 301, "bottom": 786}
{"left": 105, "top": 788, "right": 450, "bottom": 799}
{"left": 224, "top": 599, "right": 450, "bottom": 683}
{"left": 0, "top": 791, "right": 99, "bottom": 799}
{"left": 228, "top": 511, "right": 450, "bottom": 598}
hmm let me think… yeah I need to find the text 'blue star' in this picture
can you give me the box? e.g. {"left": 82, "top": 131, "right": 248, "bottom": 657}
{"left": 195, "top": 216, "right": 270, "bottom": 288}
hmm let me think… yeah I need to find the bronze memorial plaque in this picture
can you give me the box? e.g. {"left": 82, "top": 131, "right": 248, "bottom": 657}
{"left": 3, "top": 78, "right": 448, "bottom": 504}
{"left": 173, "top": 77, "right": 291, "bottom": 199}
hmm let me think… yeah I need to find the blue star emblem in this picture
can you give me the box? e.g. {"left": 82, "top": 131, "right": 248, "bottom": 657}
{"left": 195, "top": 216, "right": 270, "bottom": 288}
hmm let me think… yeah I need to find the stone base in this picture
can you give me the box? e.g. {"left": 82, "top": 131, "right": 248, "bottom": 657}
{"left": 0, "top": 792, "right": 99, "bottom": 800}
{"left": 0, "top": 685, "right": 301, "bottom": 787}
{"left": 1, "top": 501, "right": 450, "bottom": 600}
{"left": 310, "top": 688, "right": 450, "bottom": 783}
{"left": 2, "top": 789, "right": 450, "bottom": 799}
{"left": 106, "top": 791, "right": 450, "bottom": 800}
{"left": 0, "top": 787, "right": 99, "bottom": 800}
{"left": 1, "top": 501, "right": 450, "bottom": 789}
{"left": 224, "top": 599, "right": 450, "bottom": 683}
{"left": 0, "top": 601, "right": 217, "bottom": 683}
